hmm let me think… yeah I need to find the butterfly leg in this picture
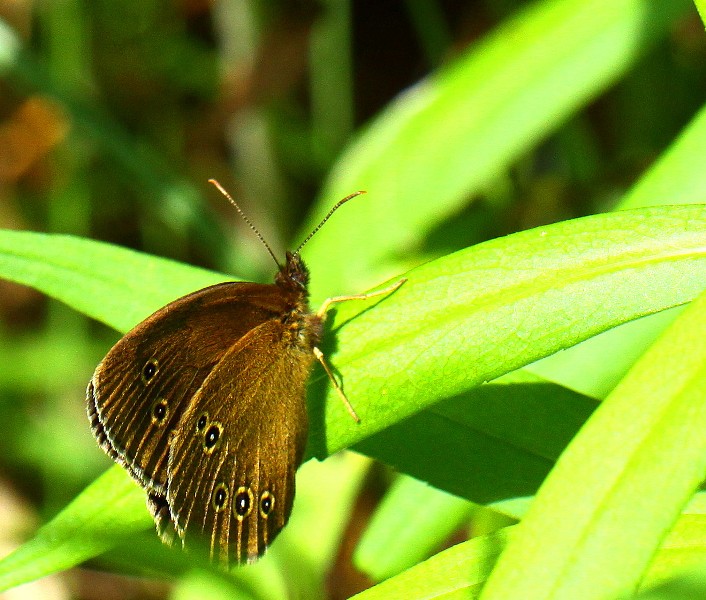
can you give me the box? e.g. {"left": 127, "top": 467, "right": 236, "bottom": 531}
{"left": 316, "top": 278, "right": 407, "bottom": 318}
{"left": 313, "top": 347, "right": 360, "bottom": 422}
{"left": 314, "top": 278, "right": 407, "bottom": 423}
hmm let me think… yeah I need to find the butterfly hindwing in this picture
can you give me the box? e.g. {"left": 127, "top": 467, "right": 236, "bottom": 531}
{"left": 165, "top": 318, "right": 312, "bottom": 565}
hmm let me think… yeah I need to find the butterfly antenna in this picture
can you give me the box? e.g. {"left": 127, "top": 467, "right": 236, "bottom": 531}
{"left": 208, "top": 179, "right": 281, "bottom": 268}
{"left": 294, "top": 190, "right": 366, "bottom": 256}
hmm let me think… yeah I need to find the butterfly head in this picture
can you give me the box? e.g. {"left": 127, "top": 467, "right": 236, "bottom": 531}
{"left": 275, "top": 251, "right": 310, "bottom": 294}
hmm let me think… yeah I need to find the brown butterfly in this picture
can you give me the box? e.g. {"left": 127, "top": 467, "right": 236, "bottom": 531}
{"left": 87, "top": 180, "right": 404, "bottom": 567}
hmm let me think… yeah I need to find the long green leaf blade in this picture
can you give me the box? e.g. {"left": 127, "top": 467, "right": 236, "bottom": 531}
{"left": 479, "top": 289, "right": 706, "bottom": 600}
{"left": 318, "top": 204, "right": 706, "bottom": 454}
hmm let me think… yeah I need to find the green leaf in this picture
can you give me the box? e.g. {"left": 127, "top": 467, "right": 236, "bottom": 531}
{"left": 354, "top": 476, "right": 478, "bottom": 581}
{"left": 479, "top": 288, "right": 706, "bottom": 600}
{"left": 526, "top": 306, "right": 685, "bottom": 399}
{"left": 348, "top": 501, "right": 706, "bottom": 600}
{"left": 526, "top": 99, "right": 706, "bottom": 399}
{"left": 644, "top": 497, "right": 706, "bottom": 588}
{"left": 350, "top": 529, "right": 512, "bottom": 600}
{"left": 0, "top": 467, "right": 149, "bottom": 591}
{"left": 352, "top": 289, "right": 706, "bottom": 600}
{"left": 0, "top": 230, "right": 228, "bottom": 333}
{"left": 356, "top": 371, "right": 596, "bottom": 503}
{"left": 318, "top": 204, "right": 706, "bottom": 455}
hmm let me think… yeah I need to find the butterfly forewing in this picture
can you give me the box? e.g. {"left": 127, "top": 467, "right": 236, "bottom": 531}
{"left": 166, "top": 318, "right": 311, "bottom": 565}
{"left": 87, "top": 282, "right": 299, "bottom": 490}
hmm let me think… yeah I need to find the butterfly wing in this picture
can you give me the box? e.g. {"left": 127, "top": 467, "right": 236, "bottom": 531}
{"left": 165, "top": 318, "right": 312, "bottom": 566}
{"left": 87, "top": 281, "right": 292, "bottom": 494}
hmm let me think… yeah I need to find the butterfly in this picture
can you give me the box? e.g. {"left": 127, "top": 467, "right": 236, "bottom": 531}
{"left": 87, "top": 180, "right": 404, "bottom": 566}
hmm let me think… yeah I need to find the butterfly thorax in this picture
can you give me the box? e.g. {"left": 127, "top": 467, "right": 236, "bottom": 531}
{"left": 275, "top": 252, "right": 323, "bottom": 350}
